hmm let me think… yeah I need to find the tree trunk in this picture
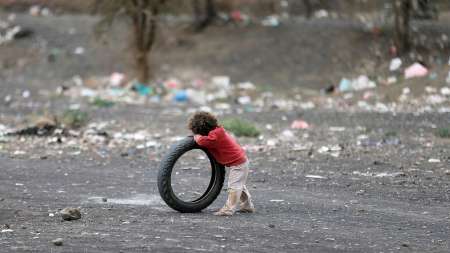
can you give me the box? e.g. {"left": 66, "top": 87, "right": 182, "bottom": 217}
{"left": 130, "top": 0, "right": 161, "bottom": 84}
{"left": 394, "top": 0, "right": 412, "bottom": 54}
{"left": 135, "top": 50, "right": 150, "bottom": 84}
{"left": 303, "top": 0, "right": 313, "bottom": 19}
{"left": 193, "top": 0, "right": 216, "bottom": 32}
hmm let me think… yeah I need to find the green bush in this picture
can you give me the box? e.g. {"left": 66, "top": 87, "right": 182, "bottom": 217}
{"left": 435, "top": 128, "right": 450, "bottom": 139}
{"left": 92, "top": 97, "right": 115, "bottom": 108}
{"left": 222, "top": 118, "right": 260, "bottom": 138}
{"left": 61, "top": 109, "right": 88, "bottom": 129}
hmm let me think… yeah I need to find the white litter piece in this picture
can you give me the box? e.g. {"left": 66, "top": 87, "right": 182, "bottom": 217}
{"left": 428, "top": 158, "right": 441, "bottom": 163}
{"left": 305, "top": 175, "right": 326, "bottom": 179}
{"left": 270, "top": 199, "right": 284, "bottom": 202}
{"left": 389, "top": 58, "right": 402, "bottom": 71}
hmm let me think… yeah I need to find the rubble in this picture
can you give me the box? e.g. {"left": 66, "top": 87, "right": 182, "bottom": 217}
{"left": 389, "top": 58, "right": 402, "bottom": 71}
{"left": 60, "top": 207, "right": 81, "bottom": 221}
{"left": 338, "top": 75, "right": 376, "bottom": 92}
{"left": 404, "top": 63, "right": 429, "bottom": 79}
{"left": 52, "top": 238, "right": 63, "bottom": 246}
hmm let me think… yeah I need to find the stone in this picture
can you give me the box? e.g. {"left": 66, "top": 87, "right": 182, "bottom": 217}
{"left": 60, "top": 207, "right": 81, "bottom": 221}
{"left": 52, "top": 238, "right": 63, "bottom": 246}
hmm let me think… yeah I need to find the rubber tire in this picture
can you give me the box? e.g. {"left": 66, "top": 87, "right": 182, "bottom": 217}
{"left": 157, "top": 136, "right": 225, "bottom": 213}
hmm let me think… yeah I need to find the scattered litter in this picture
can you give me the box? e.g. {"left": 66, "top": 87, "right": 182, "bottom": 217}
{"left": 329, "top": 127, "right": 346, "bottom": 132}
{"left": 291, "top": 120, "right": 310, "bottom": 129}
{"left": 314, "top": 9, "right": 329, "bottom": 19}
{"left": 353, "top": 171, "right": 405, "bottom": 178}
{"left": 261, "top": 15, "right": 280, "bottom": 27}
{"left": 441, "top": 87, "right": 450, "bottom": 96}
{"left": 52, "top": 238, "right": 63, "bottom": 246}
{"left": 74, "top": 47, "right": 85, "bottom": 55}
{"left": 109, "top": 72, "right": 126, "bottom": 87}
{"left": 428, "top": 158, "right": 441, "bottom": 163}
{"left": 292, "top": 143, "right": 312, "bottom": 151}
{"left": 387, "top": 76, "right": 397, "bottom": 84}
{"left": 305, "top": 175, "right": 326, "bottom": 179}
{"left": 1, "top": 229, "right": 13, "bottom": 233}
{"left": 133, "top": 83, "right": 152, "bottom": 96}
{"left": 389, "top": 58, "right": 402, "bottom": 71}
{"left": 338, "top": 75, "right": 376, "bottom": 92}
{"left": 404, "top": 63, "right": 428, "bottom": 79}
{"left": 60, "top": 207, "right": 81, "bottom": 221}
{"left": 270, "top": 199, "right": 284, "bottom": 202}
{"left": 174, "top": 90, "right": 188, "bottom": 102}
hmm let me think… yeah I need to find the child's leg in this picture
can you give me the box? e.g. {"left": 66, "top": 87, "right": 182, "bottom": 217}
{"left": 239, "top": 185, "right": 255, "bottom": 213}
{"left": 214, "top": 162, "right": 249, "bottom": 216}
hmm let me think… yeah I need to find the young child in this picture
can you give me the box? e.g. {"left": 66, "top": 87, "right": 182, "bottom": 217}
{"left": 188, "top": 111, "right": 255, "bottom": 216}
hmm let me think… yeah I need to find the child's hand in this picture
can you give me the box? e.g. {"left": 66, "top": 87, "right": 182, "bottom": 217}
{"left": 194, "top": 134, "right": 201, "bottom": 142}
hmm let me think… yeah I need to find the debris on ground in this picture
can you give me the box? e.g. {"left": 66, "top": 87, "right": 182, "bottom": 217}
{"left": 60, "top": 207, "right": 81, "bottom": 221}
{"left": 338, "top": 75, "right": 376, "bottom": 92}
{"left": 52, "top": 238, "right": 63, "bottom": 246}
{"left": 9, "top": 116, "right": 57, "bottom": 136}
{"left": 404, "top": 63, "right": 429, "bottom": 79}
{"left": 290, "top": 120, "right": 310, "bottom": 129}
{"left": 389, "top": 58, "right": 402, "bottom": 71}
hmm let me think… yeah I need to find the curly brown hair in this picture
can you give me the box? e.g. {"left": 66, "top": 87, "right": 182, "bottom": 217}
{"left": 188, "top": 111, "right": 218, "bottom": 136}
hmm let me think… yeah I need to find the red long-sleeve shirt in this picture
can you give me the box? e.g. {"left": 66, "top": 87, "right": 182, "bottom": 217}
{"left": 194, "top": 126, "right": 247, "bottom": 167}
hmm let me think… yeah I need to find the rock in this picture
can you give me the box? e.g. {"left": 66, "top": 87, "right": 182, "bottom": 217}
{"left": 52, "top": 238, "right": 63, "bottom": 246}
{"left": 268, "top": 224, "right": 275, "bottom": 228}
{"left": 60, "top": 207, "right": 81, "bottom": 221}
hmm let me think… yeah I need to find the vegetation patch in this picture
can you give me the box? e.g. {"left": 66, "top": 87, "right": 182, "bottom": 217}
{"left": 61, "top": 109, "right": 89, "bottom": 129}
{"left": 222, "top": 118, "right": 260, "bottom": 137}
{"left": 435, "top": 128, "right": 450, "bottom": 138}
{"left": 92, "top": 97, "right": 115, "bottom": 108}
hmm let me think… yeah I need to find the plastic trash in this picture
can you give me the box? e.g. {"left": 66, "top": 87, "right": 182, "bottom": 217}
{"left": 164, "top": 79, "right": 180, "bottom": 90}
{"left": 174, "top": 90, "right": 188, "bottom": 102}
{"left": 237, "top": 96, "right": 251, "bottom": 105}
{"left": 261, "top": 16, "right": 280, "bottom": 27}
{"left": 389, "top": 58, "right": 402, "bottom": 71}
{"left": 74, "top": 47, "right": 85, "bottom": 55}
{"left": 441, "top": 87, "right": 450, "bottom": 96}
{"left": 212, "top": 76, "right": 230, "bottom": 89}
{"left": 186, "top": 89, "right": 207, "bottom": 104}
{"left": 109, "top": 73, "right": 126, "bottom": 87}
{"left": 352, "top": 75, "right": 376, "bottom": 91}
{"left": 314, "top": 10, "right": 329, "bottom": 18}
{"left": 133, "top": 83, "right": 152, "bottom": 96}
{"left": 290, "top": 120, "right": 309, "bottom": 129}
{"left": 387, "top": 76, "right": 397, "bottom": 84}
{"left": 338, "top": 78, "right": 352, "bottom": 92}
{"left": 404, "top": 63, "right": 428, "bottom": 79}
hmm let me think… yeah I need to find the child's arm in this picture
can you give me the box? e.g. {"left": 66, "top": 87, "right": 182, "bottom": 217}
{"left": 194, "top": 132, "right": 218, "bottom": 148}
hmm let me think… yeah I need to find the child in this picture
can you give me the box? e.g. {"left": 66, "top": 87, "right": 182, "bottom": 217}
{"left": 188, "top": 111, "right": 255, "bottom": 216}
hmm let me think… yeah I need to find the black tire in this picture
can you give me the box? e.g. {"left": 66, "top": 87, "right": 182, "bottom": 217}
{"left": 157, "top": 136, "right": 225, "bottom": 213}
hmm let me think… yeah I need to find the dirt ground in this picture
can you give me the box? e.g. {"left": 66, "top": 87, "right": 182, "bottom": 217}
{"left": 1, "top": 10, "right": 450, "bottom": 253}
{"left": 1, "top": 107, "right": 450, "bottom": 252}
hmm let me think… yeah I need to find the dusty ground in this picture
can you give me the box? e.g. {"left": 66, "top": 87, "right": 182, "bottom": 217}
{"left": 1, "top": 104, "right": 450, "bottom": 252}
{"left": 1, "top": 10, "right": 450, "bottom": 253}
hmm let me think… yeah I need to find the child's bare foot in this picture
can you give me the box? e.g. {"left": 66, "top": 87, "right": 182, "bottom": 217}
{"left": 238, "top": 206, "right": 256, "bottom": 213}
{"left": 213, "top": 208, "right": 234, "bottom": 216}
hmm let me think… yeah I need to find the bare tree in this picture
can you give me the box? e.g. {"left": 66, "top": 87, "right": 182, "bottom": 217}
{"left": 96, "top": 0, "right": 166, "bottom": 84}
{"left": 192, "top": 0, "right": 216, "bottom": 32}
{"left": 393, "top": 0, "right": 412, "bottom": 54}
{"left": 303, "top": 0, "right": 313, "bottom": 19}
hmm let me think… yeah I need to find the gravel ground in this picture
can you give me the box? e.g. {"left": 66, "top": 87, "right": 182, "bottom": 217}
{"left": 1, "top": 104, "right": 450, "bottom": 253}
